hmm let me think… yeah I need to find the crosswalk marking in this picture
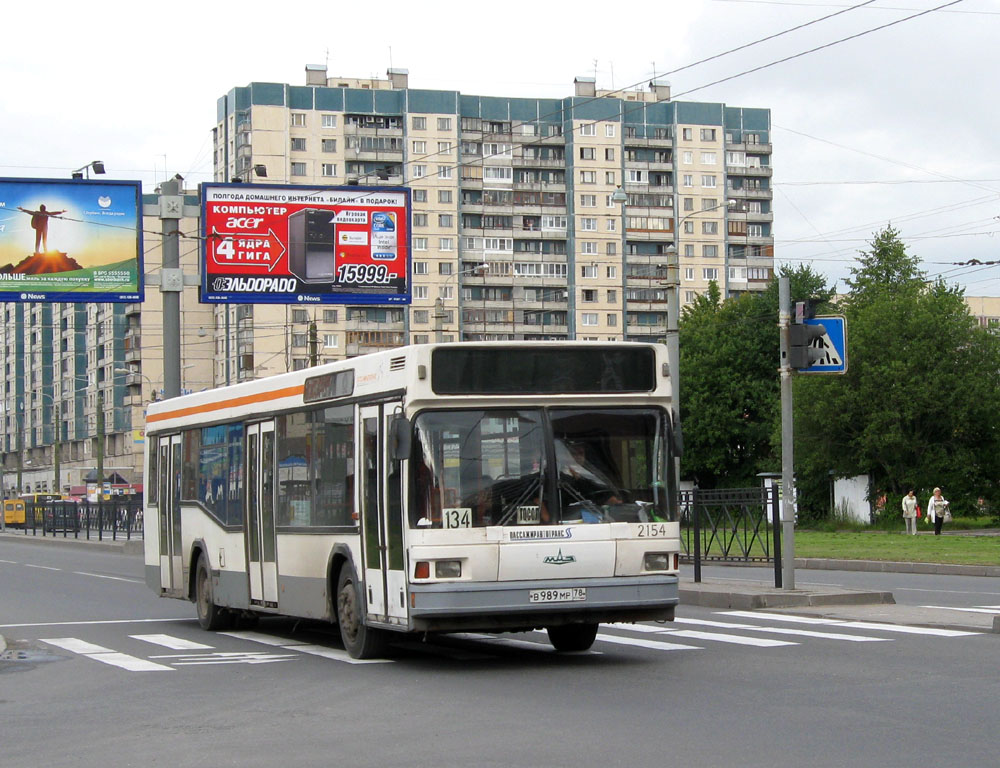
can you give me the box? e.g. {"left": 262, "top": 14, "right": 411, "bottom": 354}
{"left": 221, "top": 630, "right": 391, "bottom": 664}
{"left": 722, "top": 611, "right": 980, "bottom": 637}
{"left": 920, "top": 605, "right": 1000, "bottom": 615}
{"left": 41, "top": 638, "right": 173, "bottom": 672}
{"left": 671, "top": 617, "right": 889, "bottom": 643}
{"left": 663, "top": 629, "right": 796, "bottom": 647}
{"left": 595, "top": 633, "right": 701, "bottom": 652}
{"left": 130, "top": 634, "right": 214, "bottom": 650}
{"left": 150, "top": 651, "right": 298, "bottom": 665}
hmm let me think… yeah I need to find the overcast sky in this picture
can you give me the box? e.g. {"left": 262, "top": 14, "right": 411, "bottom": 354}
{"left": 3, "top": 0, "right": 997, "bottom": 295}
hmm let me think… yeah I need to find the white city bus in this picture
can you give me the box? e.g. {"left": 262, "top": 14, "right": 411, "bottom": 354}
{"left": 143, "top": 342, "right": 681, "bottom": 658}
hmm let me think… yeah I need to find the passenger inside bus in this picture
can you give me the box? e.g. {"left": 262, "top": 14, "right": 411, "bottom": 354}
{"left": 557, "top": 439, "right": 624, "bottom": 518}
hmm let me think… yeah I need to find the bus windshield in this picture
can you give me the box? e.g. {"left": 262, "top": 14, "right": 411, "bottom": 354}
{"left": 410, "top": 407, "right": 672, "bottom": 528}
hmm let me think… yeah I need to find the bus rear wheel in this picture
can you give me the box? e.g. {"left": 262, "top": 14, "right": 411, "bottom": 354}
{"left": 195, "top": 556, "right": 233, "bottom": 631}
{"left": 336, "top": 566, "right": 387, "bottom": 659}
{"left": 547, "top": 622, "right": 599, "bottom": 652}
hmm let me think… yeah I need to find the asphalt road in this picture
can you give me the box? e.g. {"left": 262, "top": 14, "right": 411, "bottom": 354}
{"left": 2, "top": 538, "right": 998, "bottom": 768}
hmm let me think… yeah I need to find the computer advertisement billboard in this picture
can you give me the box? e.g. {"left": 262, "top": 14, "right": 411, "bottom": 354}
{"left": 0, "top": 178, "right": 143, "bottom": 303}
{"left": 200, "top": 183, "right": 411, "bottom": 305}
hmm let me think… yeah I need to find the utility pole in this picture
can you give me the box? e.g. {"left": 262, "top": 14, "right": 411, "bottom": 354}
{"left": 159, "top": 178, "right": 184, "bottom": 399}
{"left": 96, "top": 389, "right": 104, "bottom": 498}
{"left": 53, "top": 402, "right": 61, "bottom": 495}
{"left": 778, "top": 277, "right": 796, "bottom": 590}
{"left": 309, "top": 320, "right": 318, "bottom": 366}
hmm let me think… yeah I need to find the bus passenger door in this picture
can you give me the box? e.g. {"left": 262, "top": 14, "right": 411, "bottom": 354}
{"left": 245, "top": 421, "right": 279, "bottom": 609}
{"left": 157, "top": 434, "right": 183, "bottom": 596}
{"left": 358, "top": 403, "right": 408, "bottom": 625}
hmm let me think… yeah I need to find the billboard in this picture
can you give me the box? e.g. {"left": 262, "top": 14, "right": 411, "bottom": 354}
{"left": 200, "top": 183, "right": 410, "bottom": 305}
{"left": 0, "top": 177, "right": 143, "bottom": 303}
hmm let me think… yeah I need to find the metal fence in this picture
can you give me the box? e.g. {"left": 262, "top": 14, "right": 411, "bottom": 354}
{"left": 20, "top": 500, "right": 143, "bottom": 542}
{"left": 680, "top": 487, "right": 782, "bottom": 586}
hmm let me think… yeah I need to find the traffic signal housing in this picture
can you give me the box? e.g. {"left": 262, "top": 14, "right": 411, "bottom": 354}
{"left": 788, "top": 320, "right": 827, "bottom": 370}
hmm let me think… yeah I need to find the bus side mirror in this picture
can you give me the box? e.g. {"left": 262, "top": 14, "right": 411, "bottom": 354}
{"left": 389, "top": 415, "right": 411, "bottom": 462}
{"left": 671, "top": 408, "right": 684, "bottom": 458}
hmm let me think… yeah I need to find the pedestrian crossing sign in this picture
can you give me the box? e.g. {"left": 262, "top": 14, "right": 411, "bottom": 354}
{"left": 798, "top": 316, "right": 847, "bottom": 374}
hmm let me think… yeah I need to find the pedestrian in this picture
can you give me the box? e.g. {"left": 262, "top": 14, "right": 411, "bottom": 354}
{"left": 927, "top": 487, "right": 950, "bottom": 536}
{"left": 901, "top": 490, "right": 918, "bottom": 535}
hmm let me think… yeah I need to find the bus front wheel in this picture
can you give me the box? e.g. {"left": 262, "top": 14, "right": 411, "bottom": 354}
{"left": 547, "top": 622, "right": 599, "bottom": 652}
{"left": 336, "top": 565, "right": 387, "bottom": 659}
{"left": 195, "top": 556, "right": 232, "bottom": 631}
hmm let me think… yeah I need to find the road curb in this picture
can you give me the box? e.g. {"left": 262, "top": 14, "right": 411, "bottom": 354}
{"left": 793, "top": 557, "right": 1000, "bottom": 578}
{"left": 679, "top": 581, "right": 894, "bottom": 610}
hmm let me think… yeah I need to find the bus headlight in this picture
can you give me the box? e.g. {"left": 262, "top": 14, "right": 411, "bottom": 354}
{"left": 643, "top": 552, "right": 670, "bottom": 572}
{"left": 434, "top": 560, "right": 462, "bottom": 579}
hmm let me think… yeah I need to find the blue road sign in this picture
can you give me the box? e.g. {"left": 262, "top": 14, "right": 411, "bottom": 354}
{"left": 798, "top": 316, "right": 847, "bottom": 374}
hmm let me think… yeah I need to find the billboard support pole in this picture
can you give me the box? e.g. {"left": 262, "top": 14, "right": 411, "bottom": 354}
{"left": 159, "top": 179, "right": 184, "bottom": 399}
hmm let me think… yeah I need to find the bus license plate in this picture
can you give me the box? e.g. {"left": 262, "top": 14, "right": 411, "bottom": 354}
{"left": 528, "top": 588, "right": 587, "bottom": 604}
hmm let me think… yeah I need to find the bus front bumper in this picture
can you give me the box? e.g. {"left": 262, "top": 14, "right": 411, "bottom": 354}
{"left": 407, "top": 575, "right": 678, "bottom": 633}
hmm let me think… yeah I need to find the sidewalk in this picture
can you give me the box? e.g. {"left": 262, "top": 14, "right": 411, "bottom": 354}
{"left": 0, "top": 529, "right": 143, "bottom": 555}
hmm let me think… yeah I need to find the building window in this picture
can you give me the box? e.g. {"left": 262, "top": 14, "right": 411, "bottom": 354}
{"left": 581, "top": 289, "right": 598, "bottom": 302}
{"left": 701, "top": 175, "right": 717, "bottom": 188}
{"left": 684, "top": 268, "right": 694, "bottom": 281}
{"left": 322, "top": 139, "right": 337, "bottom": 152}
{"left": 438, "top": 190, "right": 453, "bottom": 204}
{"left": 483, "top": 166, "right": 513, "bottom": 182}
{"left": 438, "top": 237, "right": 454, "bottom": 251}
{"left": 607, "top": 289, "right": 617, "bottom": 302}
{"left": 291, "top": 113, "right": 306, "bottom": 127}
{"left": 581, "top": 245, "right": 597, "bottom": 258}
{"left": 413, "top": 214, "right": 428, "bottom": 227}
{"left": 291, "top": 138, "right": 307, "bottom": 152}
{"left": 684, "top": 244, "right": 695, "bottom": 257}
{"left": 292, "top": 309, "right": 309, "bottom": 323}
{"left": 579, "top": 170, "right": 596, "bottom": 184}
{"left": 702, "top": 221, "right": 718, "bottom": 235}
{"left": 606, "top": 219, "right": 616, "bottom": 232}
{"left": 439, "top": 286, "right": 454, "bottom": 300}
{"left": 605, "top": 171, "right": 616, "bottom": 185}
{"left": 607, "top": 313, "right": 618, "bottom": 326}
{"left": 411, "top": 165, "right": 427, "bottom": 179}
{"left": 437, "top": 117, "right": 452, "bottom": 131}
{"left": 412, "top": 140, "right": 427, "bottom": 153}
{"left": 437, "top": 165, "right": 453, "bottom": 179}
{"left": 412, "top": 310, "right": 429, "bottom": 324}
{"left": 606, "top": 265, "right": 617, "bottom": 279}
{"left": 580, "top": 217, "right": 597, "bottom": 231}
{"left": 581, "top": 313, "right": 598, "bottom": 326}
{"left": 412, "top": 189, "right": 427, "bottom": 203}
{"left": 682, "top": 151, "right": 693, "bottom": 164}
{"left": 606, "top": 242, "right": 617, "bottom": 256}
{"left": 684, "top": 197, "right": 695, "bottom": 211}
{"left": 605, "top": 148, "right": 615, "bottom": 161}
{"left": 700, "top": 128, "right": 716, "bottom": 142}
{"left": 684, "top": 290, "right": 697, "bottom": 303}
{"left": 703, "top": 268, "right": 719, "bottom": 281}
{"left": 683, "top": 174, "right": 693, "bottom": 187}
{"left": 413, "top": 286, "right": 428, "bottom": 299}
{"left": 414, "top": 239, "right": 428, "bottom": 253}
{"left": 290, "top": 162, "right": 307, "bottom": 176}
{"left": 702, "top": 198, "right": 718, "bottom": 211}
{"left": 627, "top": 170, "right": 647, "bottom": 184}
{"left": 579, "top": 147, "right": 595, "bottom": 160}
{"left": 684, "top": 221, "right": 695, "bottom": 234}
{"left": 413, "top": 260, "right": 428, "bottom": 274}
{"left": 439, "top": 262, "right": 454, "bottom": 275}
{"left": 605, "top": 124, "right": 616, "bottom": 137}
{"left": 701, "top": 152, "right": 716, "bottom": 164}
{"left": 580, "top": 123, "right": 596, "bottom": 136}
{"left": 703, "top": 244, "right": 718, "bottom": 258}
{"left": 412, "top": 116, "right": 426, "bottom": 130}
{"left": 321, "top": 114, "right": 337, "bottom": 128}
{"left": 323, "top": 334, "right": 339, "bottom": 348}
{"left": 438, "top": 141, "right": 452, "bottom": 153}
{"left": 438, "top": 214, "right": 453, "bottom": 227}
{"left": 323, "top": 309, "right": 338, "bottom": 323}
{"left": 322, "top": 164, "right": 337, "bottom": 177}
{"left": 580, "top": 194, "right": 596, "bottom": 207}
{"left": 682, "top": 127, "right": 692, "bottom": 141}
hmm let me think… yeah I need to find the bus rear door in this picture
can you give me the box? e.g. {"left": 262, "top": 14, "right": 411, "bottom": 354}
{"left": 157, "top": 435, "right": 184, "bottom": 596}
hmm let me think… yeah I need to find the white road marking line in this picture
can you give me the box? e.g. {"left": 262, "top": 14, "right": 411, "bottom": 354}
{"left": 221, "top": 630, "right": 391, "bottom": 664}
{"left": 898, "top": 588, "right": 1000, "bottom": 596}
{"left": 219, "top": 630, "right": 307, "bottom": 647}
{"left": 721, "top": 611, "right": 839, "bottom": 625}
{"left": 723, "top": 611, "right": 980, "bottom": 637}
{"left": 130, "top": 634, "right": 214, "bottom": 650}
{"left": 0, "top": 618, "right": 195, "bottom": 629}
{"left": 837, "top": 621, "right": 980, "bottom": 637}
{"left": 595, "top": 633, "right": 701, "bottom": 651}
{"left": 0, "top": 559, "right": 18, "bottom": 564}
{"left": 40, "top": 638, "right": 173, "bottom": 672}
{"left": 150, "top": 651, "right": 298, "bottom": 665}
{"left": 664, "top": 629, "right": 796, "bottom": 647}
{"left": 675, "top": 617, "right": 887, "bottom": 643}
{"left": 24, "top": 564, "right": 60, "bottom": 571}
{"left": 73, "top": 571, "right": 144, "bottom": 584}
{"left": 919, "top": 605, "right": 1000, "bottom": 615}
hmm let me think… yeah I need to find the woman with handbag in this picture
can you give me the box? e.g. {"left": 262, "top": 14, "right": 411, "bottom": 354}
{"left": 901, "top": 490, "right": 919, "bottom": 535}
{"left": 927, "top": 487, "right": 950, "bottom": 536}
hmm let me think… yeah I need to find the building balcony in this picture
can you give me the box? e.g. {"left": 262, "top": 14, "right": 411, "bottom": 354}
{"left": 346, "top": 149, "right": 404, "bottom": 162}
{"left": 737, "top": 166, "right": 772, "bottom": 177}
{"left": 725, "top": 141, "right": 772, "bottom": 153}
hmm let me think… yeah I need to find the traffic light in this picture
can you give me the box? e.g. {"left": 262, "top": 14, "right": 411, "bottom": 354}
{"left": 788, "top": 320, "right": 827, "bottom": 369}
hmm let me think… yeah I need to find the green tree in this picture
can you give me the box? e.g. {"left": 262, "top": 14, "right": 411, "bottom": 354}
{"left": 795, "top": 227, "right": 1000, "bottom": 518}
{"left": 678, "top": 266, "right": 832, "bottom": 487}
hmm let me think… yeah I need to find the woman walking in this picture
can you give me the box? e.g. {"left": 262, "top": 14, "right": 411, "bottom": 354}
{"left": 927, "top": 487, "right": 950, "bottom": 536}
{"left": 901, "top": 490, "right": 918, "bottom": 535}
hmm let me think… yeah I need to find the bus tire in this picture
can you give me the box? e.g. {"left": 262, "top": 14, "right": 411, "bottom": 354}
{"left": 195, "top": 556, "right": 233, "bottom": 631}
{"left": 547, "top": 622, "right": 599, "bottom": 652}
{"left": 336, "top": 565, "right": 387, "bottom": 659}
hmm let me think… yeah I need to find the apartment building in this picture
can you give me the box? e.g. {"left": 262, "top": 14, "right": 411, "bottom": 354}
{"left": 213, "top": 66, "right": 774, "bottom": 366}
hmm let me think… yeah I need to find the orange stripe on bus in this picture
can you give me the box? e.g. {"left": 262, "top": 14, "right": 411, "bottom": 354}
{"left": 145, "top": 385, "right": 304, "bottom": 423}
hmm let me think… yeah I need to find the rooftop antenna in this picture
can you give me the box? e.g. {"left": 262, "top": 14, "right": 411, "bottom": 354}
{"left": 593, "top": 58, "right": 598, "bottom": 83}
{"left": 389, "top": 46, "right": 393, "bottom": 71}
